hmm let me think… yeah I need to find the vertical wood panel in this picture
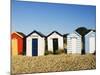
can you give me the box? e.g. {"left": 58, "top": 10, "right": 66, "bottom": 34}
{"left": 89, "top": 37, "right": 95, "bottom": 53}
{"left": 12, "top": 39, "right": 18, "bottom": 56}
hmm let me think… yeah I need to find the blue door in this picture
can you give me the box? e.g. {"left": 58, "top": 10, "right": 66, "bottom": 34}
{"left": 32, "top": 39, "right": 38, "bottom": 56}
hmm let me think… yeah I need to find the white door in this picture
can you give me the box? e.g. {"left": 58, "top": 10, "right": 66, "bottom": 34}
{"left": 89, "top": 37, "right": 95, "bottom": 53}
{"left": 71, "top": 38, "right": 77, "bottom": 53}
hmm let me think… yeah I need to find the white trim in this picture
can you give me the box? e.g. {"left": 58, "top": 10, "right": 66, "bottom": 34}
{"left": 85, "top": 30, "right": 94, "bottom": 37}
{"left": 74, "top": 31, "right": 82, "bottom": 37}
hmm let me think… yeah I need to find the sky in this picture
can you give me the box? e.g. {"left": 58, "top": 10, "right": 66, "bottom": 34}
{"left": 12, "top": 0, "right": 96, "bottom": 35}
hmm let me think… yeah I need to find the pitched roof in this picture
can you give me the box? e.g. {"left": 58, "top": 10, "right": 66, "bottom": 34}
{"left": 67, "top": 31, "right": 81, "bottom": 37}
{"left": 12, "top": 32, "right": 26, "bottom": 38}
{"left": 85, "top": 29, "right": 96, "bottom": 35}
{"left": 17, "top": 32, "right": 26, "bottom": 37}
{"left": 85, "top": 30, "right": 96, "bottom": 37}
{"left": 47, "top": 31, "right": 63, "bottom": 37}
{"left": 74, "top": 31, "right": 82, "bottom": 37}
{"left": 76, "top": 29, "right": 96, "bottom": 36}
{"left": 26, "top": 30, "right": 45, "bottom": 37}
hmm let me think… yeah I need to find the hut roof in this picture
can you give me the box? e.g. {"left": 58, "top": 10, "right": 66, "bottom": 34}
{"left": 17, "top": 32, "right": 26, "bottom": 37}
{"left": 26, "top": 30, "right": 45, "bottom": 37}
{"left": 12, "top": 32, "right": 26, "bottom": 38}
{"left": 85, "top": 29, "right": 96, "bottom": 35}
{"left": 47, "top": 31, "right": 63, "bottom": 37}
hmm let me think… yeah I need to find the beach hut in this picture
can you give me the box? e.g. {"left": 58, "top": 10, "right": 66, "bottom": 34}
{"left": 11, "top": 32, "right": 25, "bottom": 56}
{"left": 26, "top": 30, "right": 45, "bottom": 56}
{"left": 85, "top": 30, "right": 96, "bottom": 53}
{"left": 67, "top": 31, "right": 82, "bottom": 54}
{"left": 47, "top": 31, "right": 64, "bottom": 54}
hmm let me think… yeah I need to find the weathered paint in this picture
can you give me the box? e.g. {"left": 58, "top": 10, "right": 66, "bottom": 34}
{"left": 26, "top": 31, "right": 45, "bottom": 56}
{"left": 85, "top": 31, "right": 96, "bottom": 53}
{"left": 47, "top": 32, "right": 64, "bottom": 52}
{"left": 67, "top": 31, "right": 82, "bottom": 54}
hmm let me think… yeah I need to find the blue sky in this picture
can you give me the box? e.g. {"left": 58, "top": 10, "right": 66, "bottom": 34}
{"left": 12, "top": 0, "right": 96, "bottom": 35}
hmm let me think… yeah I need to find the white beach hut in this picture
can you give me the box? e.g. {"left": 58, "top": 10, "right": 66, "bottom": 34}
{"left": 67, "top": 31, "right": 82, "bottom": 54}
{"left": 85, "top": 30, "right": 96, "bottom": 53}
{"left": 26, "top": 30, "right": 45, "bottom": 56}
{"left": 47, "top": 31, "right": 64, "bottom": 54}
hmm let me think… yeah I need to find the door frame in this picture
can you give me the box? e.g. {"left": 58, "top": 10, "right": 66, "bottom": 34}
{"left": 53, "top": 38, "right": 58, "bottom": 54}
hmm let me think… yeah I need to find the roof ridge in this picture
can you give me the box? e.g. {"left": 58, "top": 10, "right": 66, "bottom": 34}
{"left": 26, "top": 30, "right": 45, "bottom": 37}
